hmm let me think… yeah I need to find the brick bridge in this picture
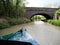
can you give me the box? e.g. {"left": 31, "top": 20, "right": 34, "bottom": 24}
{"left": 23, "top": 7, "right": 59, "bottom": 19}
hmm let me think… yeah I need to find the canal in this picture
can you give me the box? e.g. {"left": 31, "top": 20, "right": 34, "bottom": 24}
{"left": 0, "top": 21, "right": 60, "bottom": 45}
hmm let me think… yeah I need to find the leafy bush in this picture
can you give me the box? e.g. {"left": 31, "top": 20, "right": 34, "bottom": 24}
{"left": 23, "top": 18, "right": 31, "bottom": 23}
{"left": 8, "top": 18, "right": 31, "bottom": 25}
{"left": 47, "top": 19, "right": 51, "bottom": 23}
{"left": 47, "top": 20, "right": 60, "bottom": 26}
{"left": 55, "top": 9, "right": 60, "bottom": 16}
{"left": 0, "top": 18, "right": 31, "bottom": 29}
{"left": 8, "top": 18, "right": 18, "bottom": 25}
{"left": 0, "top": 22, "right": 9, "bottom": 29}
{"left": 31, "top": 17, "right": 34, "bottom": 21}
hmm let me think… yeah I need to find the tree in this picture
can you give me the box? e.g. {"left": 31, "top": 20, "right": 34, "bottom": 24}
{"left": 55, "top": 9, "right": 60, "bottom": 20}
{"left": 55, "top": 9, "right": 60, "bottom": 16}
{"left": 0, "top": 0, "right": 26, "bottom": 18}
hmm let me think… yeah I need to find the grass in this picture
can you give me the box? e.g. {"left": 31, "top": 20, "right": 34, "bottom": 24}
{"left": 47, "top": 19, "right": 60, "bottom": 26}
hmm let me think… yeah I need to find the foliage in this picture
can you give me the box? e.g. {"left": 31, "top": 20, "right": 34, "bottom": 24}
{"left": 47, "top": 20, "right": 60, "bottom": 26}
{"left": 0, "top": 22, "right": 9, "bottom": 29}
{"left": 8, "top": 18, "right": 18, "bottom": 25}
{"left": 8, "top": 18, "right": 31, "bottom": 25}
{"left": 31, "top": 15, "right": 46, "bottom": 21}
{"left": 0, "top": 0, "right": 25, "bottom": 18}
{"left": 0, "top": 0, "right": 31, "bottom": 29}
{"left": 55, "top": 9, "right": 60, "bottom": 16}
{"left": 0, "top": 18, "right": 31, "bottom": 29}
{"left": 23, "top": 18, "right": 31, "bottom": 23}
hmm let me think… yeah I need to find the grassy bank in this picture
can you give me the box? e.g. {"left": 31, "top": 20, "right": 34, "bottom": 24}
{"left": 47, "top": 20, "right": 60, "bottom": 26}
{"left": 0, "top": 17, "right": 31, "bottom": 29}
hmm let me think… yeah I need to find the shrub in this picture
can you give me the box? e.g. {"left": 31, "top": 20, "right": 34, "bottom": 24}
{"left": 17, "top": 18, "right": 25, "bottom": 24}
{"left": 0, "top": 18, "right": 31, "bottom": 29}
{"left": 0, "top": 18, "right": 10, "bottom": 29}
{"left": 23, "top": 18, "right": 31, "bottom": 23}
{"left": 8, "top": 18, "right": 18, "bottom": 25}
{"left": 0, "top": 22, "right": 9, "bottom": 29}
{"left": 17, "top": 18, "right": 31, "bottom": 24}
{"left": 55, "top": 20, "right": 60, "bottom": 26}
{"left": 8, "top": 18, "right": 31, "bottom": 25}
{"left": 47, "top": 19, "right": 52, "bottom": 23}
{"left": 47, "top": 20, "right": 60, "bottom": 26}
{"left": 31, "top": 17, "right": 34, "bottom": 21}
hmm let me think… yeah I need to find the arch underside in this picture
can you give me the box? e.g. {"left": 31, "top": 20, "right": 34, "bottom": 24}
{"left": 30, "top": 13, "right": 52, "bottom": 19}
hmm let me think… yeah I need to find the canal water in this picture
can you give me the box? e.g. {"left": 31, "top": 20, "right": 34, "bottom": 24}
{"left": 0, "top": 21, "right": 60, "bottom": 45}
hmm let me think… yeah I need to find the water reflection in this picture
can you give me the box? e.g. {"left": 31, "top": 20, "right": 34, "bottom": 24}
{"left": 34, "top": 21, "right": 44, "bottom": 24}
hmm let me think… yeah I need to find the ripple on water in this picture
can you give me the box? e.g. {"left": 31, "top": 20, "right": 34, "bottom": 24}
{"left": 34, "top": 21, "right": 44, "bottom": 24}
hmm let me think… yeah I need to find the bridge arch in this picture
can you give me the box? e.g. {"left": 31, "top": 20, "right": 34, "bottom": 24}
{"left": 30, "top": 13, "right": 52, "bottom": 20}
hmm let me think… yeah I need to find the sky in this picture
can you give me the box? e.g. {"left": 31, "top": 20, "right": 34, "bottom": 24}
{"left": 26, "top": 0, "right": 60, "bottom": 8}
